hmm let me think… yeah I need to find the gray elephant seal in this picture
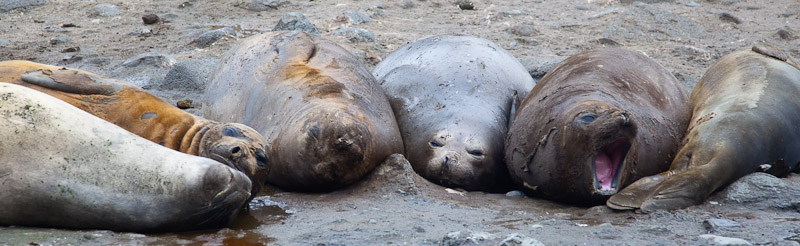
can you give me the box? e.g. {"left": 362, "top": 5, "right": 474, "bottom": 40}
{"left": 505, "top": 48, "right": 691, "bottom": 204}
{"left": 0, "top": 83, "right": 251, "bottom": 232}
{"left": 607, "top": 45, "right": 800, "bottom": 212}
{"left": 0, "top": 60, "right": 269, "bottom": 199}
{"left": 372, "top": 35, "right": 536, "bottom": 192}
{"left": 204, "top": 31, "right": 403, "bottom": 192}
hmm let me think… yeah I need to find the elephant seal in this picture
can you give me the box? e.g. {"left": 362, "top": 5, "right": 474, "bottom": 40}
{"left": 0, "top": 60, "right": 268, "bottom": 198}
{"left": 0, "top": 83, "right": 251, "bottom": 232}
{"left": 505, "top": 48, "right": 691, "bottom": 204}
{"left": 372, "top": 35, "right": 536, "bottom": 192}
{"left": 204, "top": 31, "right": 403, "bottom": 191}
{"left": 607, "top": 45, "right": 800, "bottom": 212}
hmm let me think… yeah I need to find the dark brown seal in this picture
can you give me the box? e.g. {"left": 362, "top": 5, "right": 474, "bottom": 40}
{"left": 505, "top": 48, "right": 691, "bottom": 204}
{"left": 204, "top": 31, "right": 404, "bottom": 191}
{"left": 0, "top": 60, "right": 269, "bottom": 199}
{"left": 0, "top": 83, "right": 251, "bottom": 232}
{"left": 607, "top": 45, "right": 800, "bottom": 212}
{"left": 372, "top": 35, "right": 536, "bottom": 192}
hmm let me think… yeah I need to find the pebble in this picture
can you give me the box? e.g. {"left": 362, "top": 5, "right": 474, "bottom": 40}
{"left": 719, "top": 12, "right": 741, "bottom": 24}
{"left": 49, "top": 34, "right": 71, "bottom": 44}
{"left": 783, "top": 10, "right": 794, "bottom": 18}
{"left": 194, "top": 27, "right": 236, "bottom": 48}
{"left": 0, "top": 39, "right": 10, "bottom": 47}
{"left": 699, "top": 234, "right": 752, "bottom": 246}
{"left": 703, "top": 218, "right": 741, "bottom": 231}
{"left": 501, "top": 10, "right": 526, "bottom": 15}
{"left": 400, "top": 0, "right": 414, "bottom": 9}
{"left": 777, "top": 26, "right": 796, "bottom": 40}
{"left": 273, "top": 12, "right": 319, "bottom": 35}
{"left": 456, "top": 0, "right": 474, "bottom": 10}
{"left": 686, "top": 1, "right": 700, "bottom": 7}
{"left": 249, "top": 0, "right": 290, "bottom": 11}
{"left": 122, "top": 52, "right": 176, "bottom": 68}
{"left": 176, "top": 99, "right": 194, "bottom": 109}
{"left": 500, "top": 233, "right": 545, "bottom": 246}
{"left": 368, "top": 219, "right": 377, "bottom": 224}
{"left": 515, "top": 38, "right": 539, "bottom": 46}
{"left": 508, "top": 24, "right": 538, "bottom": 37}
{"left": 575, "top": 5, "right": 590, "bottom": 11}
{"left": 347, "top": 10, "right": 372, "bottom": 25}
{"left": 142, "top": 14, "right": 159, "bottom": 25}
{"left": 0, "top": 0, "right": 45, "bottom": 13}
{"left": 90, "top": 3, "right": 120, "bottom": 17}
{"left": 60, "top": 47, "right": 80, "bottom": 53}
{"left": 375, "top": 2, "right": 386, "bottom": 9}
{"left": 505, "top": 190, "right": 524, "bottom": 197}
{"left": 332, "top": 27, "right": 376, "bottom": 42}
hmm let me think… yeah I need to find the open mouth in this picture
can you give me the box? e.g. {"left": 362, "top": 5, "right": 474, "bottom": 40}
{"left": 592, "top": 138, "right": 630, "bottom": 194}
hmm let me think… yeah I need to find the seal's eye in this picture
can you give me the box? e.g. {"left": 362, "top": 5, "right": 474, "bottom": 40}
{"left": 255, "top": 150, "right": 267, "bottom": 168}
{"left": 468, "top": 150, "right": 484, "bottom": 157}
{"left": 578, "top": 113, "right": 597, "bottom": 123}
{"left": 223, "top": 126, "right": 240, "bottom": 137}
{"left": 429, "top": 140, "right": 444, "bottom": 148}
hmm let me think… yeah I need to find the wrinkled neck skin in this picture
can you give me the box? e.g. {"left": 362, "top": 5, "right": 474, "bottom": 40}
{"left": 183, "top": 118, "right": 213, "bottom": 155}
{"left": 406, "top": 118, "right": 509, "bottom": 191}
{"left": 556, "top": 100, "right": 636, "bottom": 202}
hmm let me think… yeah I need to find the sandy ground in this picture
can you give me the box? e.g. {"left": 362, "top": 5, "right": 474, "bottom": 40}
{"left": 1, "top": 0, "right": 800, "bottom": 245}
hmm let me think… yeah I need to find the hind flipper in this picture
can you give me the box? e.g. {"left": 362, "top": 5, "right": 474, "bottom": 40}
{"left": 606, "top": 171, "right": 673, "bottom": 210}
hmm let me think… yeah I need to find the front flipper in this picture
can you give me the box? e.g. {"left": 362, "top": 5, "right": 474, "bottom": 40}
{"left": 606, "top": 171, "right": 673, "bottom": 210}
{"left": 21, "top": 68, "right": 124, "bottom": 96}
{"left": 638, "top": 166, "right": 717, "bottom": 213}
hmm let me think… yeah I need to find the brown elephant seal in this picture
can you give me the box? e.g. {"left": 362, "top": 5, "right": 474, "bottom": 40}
{"left": 371, "top": 35, "right": 536, "bottom": 192}
{"left": 607, "top": 45, "right": 800, "bottom": 212}
{"left": 0, "top": 83, "right": 250, "bottom": 232}
{"left": 0, "top": 60, "right": 268, "bottom": 198}
{"left": 505, "top": 48, "right": 691, "bottom": 204}
{"left": 204, "top": 31, "right": 403, "bottom": 191}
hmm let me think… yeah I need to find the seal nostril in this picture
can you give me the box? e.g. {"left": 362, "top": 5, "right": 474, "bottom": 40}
{"left": 231, "top": 146, "right": 241, "bottom": 154}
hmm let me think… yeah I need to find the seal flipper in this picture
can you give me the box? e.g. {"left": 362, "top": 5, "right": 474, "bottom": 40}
{"left": 752, "top": 42, "right": 800, "bottom": 71}
{"left": 606, "top": 171, "right": 672, "bottom": 210}
{"left": 507, "top": 90, "right": 520, "bottom": 130}
{"left": 21, "top": 69, "right": 124, "bottom": 96}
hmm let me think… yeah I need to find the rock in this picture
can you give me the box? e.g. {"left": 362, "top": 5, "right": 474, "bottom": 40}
{"left": 90, "top": 3, "right": 120, "bottom": 17}
{"left": 507, "top": 24, "right": 538, "bottom": 37}
{"left": 346, "top": 10, "right": 372, "bottom": 25}
{"left": 593, "top": 37, "right": 621, "bottom": 46}
{"left": 141, "top": 14, "right": 159, "bottom": 25}
{"left": 783, "top": 10, "right": 794, "bottom": 18}
{"left": 686, "top": 1, "right": 700, "bottom": 7}
{"left": 708, "top": 0, "right": 741, "bottom": 5}
{"left": 176, "top": 99, "right": 194, "bottom": 109}
{"left": 249, "top": 0, "right": 290, "bottom": 11}
{"left": 719, "top": 12, "right": 741, "bottom": 24}
{"left": 456, "top": 0, "right": 474, "bottom": 10}
{"left": 619, "top": 0, "right": 675, "bottom": 3}
{"left": 716, "top": 172, "right": 800, "bottom": 210}
{"left": 375, "top": 2, "right": 385, "bottom": 9}
{"left": 194, "top": 27, "right": 236, "bottom": 48}
{"left": 332, "top": 27, "right": 376, "bottom": 42}
{"left": 575, "top": 5, "right": 590, "bottom": 11}
{"left": 515, "top": 38, "right": 539, "bottom": 46}
{"left": 604, "top": 3, "right": 704, "bottom": 41}
{"left": 400, "top": 0, "right": 414, "bottom": 9}
{"left": 703, "top": 219, "right": 742, "bottom": 232}
{"left": 441, "top": 231, "right": 493, "bottom": 246}
{"left": 699, "top": 234, "right": 752, "bottom": 246}
{"left": 49, "top": 34, "right": 70, "bottom": 44}
{"left": 0, "top": 0, "right": 45, "bottom": 13}
{"left": 776, "top": 26, "right": 796, "bottom": 40}
{"left": 0, "top": 39, "right": 10, "bottom": 47}
{"left": 354, "top": 154, "right": 420, "bottom": 195}
{"left": 273, "top": 12, "right": 319, "bottom": 35}
{"left": 499, "top": 234, "right": 544, "bottom": 246}
{"left": 122, "top": 52, "right": 176, "bottom": 68}
{"left": 501, "top": 10, "right": 526, "bottom": 15}
{"left": 159, "top": 59, "right": 218, "bottom": 91}
{"left": 519, "top": 56, "right": 566, "bottom": 79}
{"left": 505, "top": 190, "right": 524, "bottom": 197}
{"left": 60, "top": 47, "right": 79, "bottom": 53}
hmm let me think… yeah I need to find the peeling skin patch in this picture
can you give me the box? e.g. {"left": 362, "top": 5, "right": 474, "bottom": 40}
{"left": 140, "top": 112, "right": 157, "bottom": 120}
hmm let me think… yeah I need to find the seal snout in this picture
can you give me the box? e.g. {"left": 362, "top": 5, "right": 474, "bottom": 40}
{"left": 593, "top": 138, "right": 631, "bottom": 195}
{"left": 194, "top": 164, "right": 251, "bottom": 228}
{"left": 442, "top": 151, "right": 461, "bottom": 169}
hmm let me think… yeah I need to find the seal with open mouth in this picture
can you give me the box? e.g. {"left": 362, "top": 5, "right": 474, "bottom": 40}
{"left": 504, "top": 48, "right": 691, "bottom": 204}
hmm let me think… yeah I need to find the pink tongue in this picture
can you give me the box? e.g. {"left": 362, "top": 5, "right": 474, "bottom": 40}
{"left": 595, "top": 152, "right": 614, "bottom": 191}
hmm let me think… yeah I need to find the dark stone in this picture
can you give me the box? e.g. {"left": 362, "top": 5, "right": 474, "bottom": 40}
{"left": 346, "top": 10, "right": 372, "bottom": 25}
{"left": 90, "top": 3, "right": 120, "bottom": 17}
{"left": 176, "top": 99, "right": 194, "bottom": 109}
{"left": 142, "top": 14, "right": 159, "bottom": 25}
{"left": 575, "top": 5, "right": 590, "bottom": 11}
{"left": 593, "top": 38, "right": 621, "bottom": 46}
{"left": 160, "top": 59, "right": 218, "bottom": 91}
{"left": 719, "top": 12, "right": 741, "bottom": 24}
{"left": 507, "top": 24, "right": 538, "bottom": 37}
{"left": 60, "top": 47, "right": 79, "bottom": 53}
{"left": 0, "top": 0, "right": 45, "bottom": 13}
{"left": 456, "top": 0, "right": 474, "bottom": 10}
{"left": 703, "top": 218, "right": 741, "bottom": 232}
{"left": 249, "top": 0, "right": 290, "bottom": 11}
{"left": 332, "top": 27, "right": 376, "bottom": 42}
{"left": 776, "top": 26, "right": 796, "bottom": 40}
{"left": 194, "top": 27, "right": 236, "bottom": 48}
{"left": 519, "top": 56, "right": 566, "bottom": 80}
{"left": 273, "top": 12, "right": 319, "bottom": 35}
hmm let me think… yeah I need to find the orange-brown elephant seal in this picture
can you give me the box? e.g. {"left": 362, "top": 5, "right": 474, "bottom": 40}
{"left": 372, "top": 35, "right": 536, "bottom": 192}
{"left": 204, "top": 31, "right": 404, "bottom": 191}
{"left": 0, "top": 83, "right": 251, "bottom": 232}
{"left": 505, "top": 48, "right": 691, "bottom": 204}
{"left": 607, "top": 45, "right": 800, "bottom": 212}
{"left": 0, "top": 60, "right": 268, "bottom": 198}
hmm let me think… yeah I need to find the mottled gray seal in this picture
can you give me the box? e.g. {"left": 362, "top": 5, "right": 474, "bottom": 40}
{"left": 0, "top": 60, "right": 269, "bottom": 199}
{"left": 607, "top": 45, "right": 800, "bottom": 212}
{"left": 505, "top": 48, "right": 691, "bottom": 204}
{"left": 204, "top": 31, "right": 403, "bottom": 191}
{"left": 0, "top": 83, "right": 251, "bottom": 232}
{"left": 372, "top": 35, "right": 536, "bottom": 192}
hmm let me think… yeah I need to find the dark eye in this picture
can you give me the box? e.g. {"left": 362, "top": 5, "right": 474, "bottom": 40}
{"left": 578, "top": 113, "right": 597, "bottom": 123}
{"left": 255, "top": 150, "right": 267, "bottom": 168}
{"left": 429, "top": 141, "right": 444, "bottom": 148}
{"left": 468, "top": 150, "right": 484, "bottom": 157}
{"left": 223, "top": 126, "right": 240, "bottom": 137}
